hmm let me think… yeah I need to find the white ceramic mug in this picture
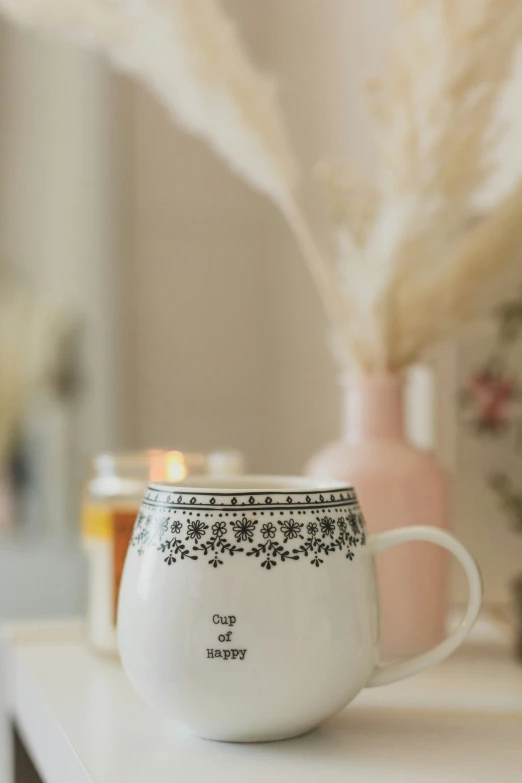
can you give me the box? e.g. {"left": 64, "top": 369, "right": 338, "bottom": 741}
{"left": 118, "top": 476, "right": 482, "bottom": 742}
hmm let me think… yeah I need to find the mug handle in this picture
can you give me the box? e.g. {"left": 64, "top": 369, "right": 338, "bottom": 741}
{"left": 367, "top": 526, "right": 483, "bottom": 688}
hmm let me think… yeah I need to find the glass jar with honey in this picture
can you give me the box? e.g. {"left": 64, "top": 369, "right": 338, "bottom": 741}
{"left": 82, "top": 449, "right": 244, "bottom": 654}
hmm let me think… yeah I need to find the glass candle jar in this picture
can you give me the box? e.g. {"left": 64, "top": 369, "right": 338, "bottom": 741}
{"left": 82, "top": 449, "right": 244, "bottom": 655}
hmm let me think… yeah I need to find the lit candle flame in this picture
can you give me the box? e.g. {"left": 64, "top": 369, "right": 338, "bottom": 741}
{"left": 166, "top": 451, "right": 187, "bottom": 482}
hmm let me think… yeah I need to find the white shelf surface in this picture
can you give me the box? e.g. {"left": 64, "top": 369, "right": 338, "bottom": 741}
{"left": 2, "top": 618, "right": 522, "bottom": 783}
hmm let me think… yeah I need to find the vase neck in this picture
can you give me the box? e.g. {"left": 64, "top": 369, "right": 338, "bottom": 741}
{"left": 342, "top": 373, "right": 405, "bottom": 442}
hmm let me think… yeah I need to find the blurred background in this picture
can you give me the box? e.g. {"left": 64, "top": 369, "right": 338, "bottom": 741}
{"left": 1, "top": 0, "right": 522, "bottom": 627}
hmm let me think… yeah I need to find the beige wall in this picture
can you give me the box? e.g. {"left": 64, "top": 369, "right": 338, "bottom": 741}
{"left": 119, "top": 1, "right": 278, "bottom": 469}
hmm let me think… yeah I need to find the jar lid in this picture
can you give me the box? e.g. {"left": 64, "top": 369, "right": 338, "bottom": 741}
{"left": 92, "top": 450, "right": 166, "bottom": 477}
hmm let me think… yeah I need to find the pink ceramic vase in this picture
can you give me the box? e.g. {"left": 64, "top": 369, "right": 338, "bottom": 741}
{"left": 305, "top": 373, "right": 450, "bottom": 657}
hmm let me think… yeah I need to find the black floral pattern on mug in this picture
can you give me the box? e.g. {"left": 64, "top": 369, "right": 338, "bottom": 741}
{"left": 186, "top": 519, "right": 208, "bottom": 541}
{"left": 154, "top": 516, "right": 170, "bottom": 541}
{"left": 131, "top": 495, "right": 365, "bottom": 569}
{"left": 211, "top": 520, "right": 227, "bottom": 537}
{"left": 279, "top": 519, "right": 303, "bottom": 542}
{"left": 319, "top": 516, "right": 336, "bottom": 538}
{"left": 261, "top": 522, "right": 277, "bottom": 539}
{"left": 157, "top": 537, "right": 198, "bottom": 565}
{"left": 232, "top": 516, "right": 257, "bottom": 543}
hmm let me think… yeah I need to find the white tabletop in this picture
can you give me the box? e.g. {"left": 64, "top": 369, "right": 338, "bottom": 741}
{"left": 2, "top": 618, "right": 522, "bottom": 783}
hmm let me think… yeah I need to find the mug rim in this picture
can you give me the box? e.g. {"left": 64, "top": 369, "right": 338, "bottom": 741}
{"left": 148, "top": 474, "right": 353, "bottom": 496}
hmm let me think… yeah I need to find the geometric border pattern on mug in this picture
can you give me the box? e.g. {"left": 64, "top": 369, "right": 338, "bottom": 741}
{"left": 131, "top": 487, "right": 366, "bottom": 569}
